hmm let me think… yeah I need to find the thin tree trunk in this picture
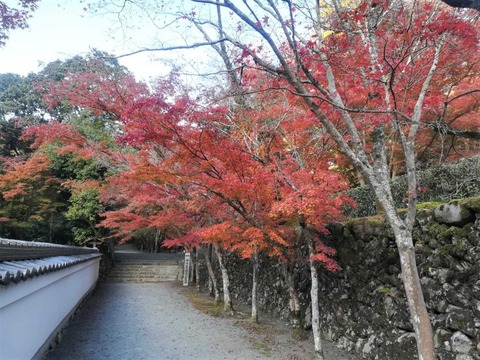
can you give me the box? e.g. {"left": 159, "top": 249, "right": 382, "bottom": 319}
{"left": 154, "top": 228, "right": 160, "bottom": 253}
{"left": 283, "top": 262, "right": 307, "bottom": 340}
{"left": 208, "top": 274, "right": 214, "bottom": 296}
{"left": 373, "top": 200, "right": 435, "bottom": 360}
{"left": 305, "top": 229, "right": 324, "bottom": 360}
{"left": 190, "top": 250, "right": 196, "bottom": 284}
{"left": 205, "top": 244, "right": 220, "bottom": 303}
{"left": 195, "top": 248, "right": 201, "bottom": 292}
{"left": 372, "top": 161, "right": 435, "bottom": 360}
{"left": 394, "top": 227, "right": 435, "bottom": 360}
{"left": 49, "top": 213, "right": 54, "bottom": 243}
{"left": 371, "top": 125, "right": 435, "bottom": 360}
{"left": 251, "top": 245, "right": 259, "bottom": 323}
{"left": 213, "top": 243, "right": 234, "bottom": 313}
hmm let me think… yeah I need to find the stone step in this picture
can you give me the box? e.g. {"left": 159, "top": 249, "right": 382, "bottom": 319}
{"left": 107, "top": 271, "right": 179, "bottom": 276}
{"left": 109, "top": 269, "right": 179, "bottom": 274}
{"left": 110, "top": 264, "right": 180, "bottom": 269}
{"left": 109, "top": 272, "right": 177, "bottom": 275}
{"left": 110, "top": 268, "right": 179, "bottom": 272}
{"left": 116, "top": 261, "right": 180, "bottom": 266}
{"left": 108, "top": 276, "right": 177, "bottom": 281}
{"left": 106, "top": 276, "right": 180, "bottom": 282}
{"left": 112, "top": 265, "right": 179, "bottom": 268}
{"left": 109, "top": 269, "right": 180, "bottom": 275}
{"left": 106, "top": 277, "right": 176, "bottom": 283}
{"left": 106, "top": 261, "right": 183, "bottom": 283}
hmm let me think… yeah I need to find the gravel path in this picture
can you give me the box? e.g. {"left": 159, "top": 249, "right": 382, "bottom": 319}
{"left": 46, "top": 282, "right": 358, "bottom": 360}
{"left": 47, "top": 282, "right": 267, "bottom": 360}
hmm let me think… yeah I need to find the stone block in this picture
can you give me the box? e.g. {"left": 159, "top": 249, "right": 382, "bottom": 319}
{"left": 446, "top": 306, "right": 475, "bottom": 337}
{"left": 381, "top": 332, "right": 417, "bottom": 360}
{"left": 361, "top": 335, "right": 377, "bottom": 358}
{"left": 434, "top": 329, "right": 452, "bottom": 352}
{"left": 434, "top": 203, "right": 475, "bottom": 227}
{"left": 450, "top": 331, "right": 473, "bottom": 354}
{"left": 455, "top": 355, "right": 474, "bottom": 360}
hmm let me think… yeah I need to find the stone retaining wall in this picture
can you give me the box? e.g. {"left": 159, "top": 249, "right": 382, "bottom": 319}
{"left": 199, "top": 197, "right": 480, "bottom": 359}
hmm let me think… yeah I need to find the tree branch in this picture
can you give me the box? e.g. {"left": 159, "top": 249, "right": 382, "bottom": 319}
{"left": 427, "top": 122, "right": 480, "bottom": 140}
{"left": 113, "top": 39, "right": 229, "bottom": 59}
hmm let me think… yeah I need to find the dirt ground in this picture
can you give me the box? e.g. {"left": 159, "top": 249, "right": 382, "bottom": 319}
{"left": 177, "top": 283, "right": 360, "bottom": 360}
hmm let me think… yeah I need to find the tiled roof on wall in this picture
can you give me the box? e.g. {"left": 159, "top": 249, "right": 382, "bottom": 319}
{"left": 0, "top": 238, "right": 101, "bottom": 286}
{"left": 0, "top": 238, "right": 99, "bottom": 262}
{"left": 0, "top": 253, "right": 101, "bottom": 286}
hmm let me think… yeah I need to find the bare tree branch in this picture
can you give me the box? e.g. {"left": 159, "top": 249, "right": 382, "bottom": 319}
{"left": 113, "top": 38, "right": 229, "bottom": 59}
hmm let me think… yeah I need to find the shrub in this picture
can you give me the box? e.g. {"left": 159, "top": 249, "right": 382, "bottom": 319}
{"left": 345, "top": 156, "right": 480, "bottom": 218}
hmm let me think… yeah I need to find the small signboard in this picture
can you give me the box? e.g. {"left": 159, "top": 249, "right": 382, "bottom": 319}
{"left": 183, "top": 252, "right": 191, "bottom": 286}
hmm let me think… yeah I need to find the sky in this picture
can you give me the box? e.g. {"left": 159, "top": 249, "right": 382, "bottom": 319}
{"left": 0, "top": 1, "right": 172, "bottom": 81}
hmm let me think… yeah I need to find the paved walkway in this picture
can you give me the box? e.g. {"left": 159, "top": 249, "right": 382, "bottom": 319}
{"left": 46, "top": 282, "right": 273, "bottom": 360}
{"left": 47, "top": 245, "right": 274, "bottom": 360}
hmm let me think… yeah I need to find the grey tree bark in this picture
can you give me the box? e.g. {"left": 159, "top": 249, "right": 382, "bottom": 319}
{"left": 283, "top": 262, "right": 307, "bottom": 340}
{"left": 204, "top": 244, "right": 221, "bottom": 303}
{"left": 251, "top": 246, "right": 259, "bottom": 323}
{"left": 195, "top": 248, "right": 201, "bottom": 292}
{"left": 213, "top": 243, "right": 234, "bottom": 313}
{"left": 304, "top": 227, "right": 324, "bottom": 360}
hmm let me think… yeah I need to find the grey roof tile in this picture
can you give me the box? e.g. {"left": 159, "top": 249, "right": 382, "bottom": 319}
{"left": 0, "top": 239, "right": 102, "bottom": 286}
{"left": 0, "top": 253, "right": 101, "bottom": 286}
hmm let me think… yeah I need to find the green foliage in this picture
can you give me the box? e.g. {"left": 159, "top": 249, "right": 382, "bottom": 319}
{"left": 0, "top": 73, "right": 46, "bottom": 157}
{"left": 66, "top": 188, "right": 104, "bottom": 223}
{"left": 132, "top": 228, "right": 165, "bottom": 253}
{"left": 66, "top": 188, "right": 105, "bottom": 245}
{"left": 69, "top": 111, "right": 119, "bottom": 148}
{"left": 0, "top": 51, "right": 126, "bottom": 244}
{"left": 48, "top": 152, "right": 108, "bottom": 181}
{"left": 0, "top": 72, "right": 48, "bottom": 122}
{"left": 70, "top": 227, "right": 94, "bottom": 246}
{"left": 346, "top": 156, "right": 480, "bottom": 217}
{"left": 38, "top": 49, "right": 129, "bottom": 82}
{"left": 0, "top": 176, "right": 70, "bottom": 242}
{"left": 0, "top": 119, "right": 32, "bottom": 157}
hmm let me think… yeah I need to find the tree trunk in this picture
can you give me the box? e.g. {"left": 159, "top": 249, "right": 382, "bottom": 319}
{"left": 369, "top": 124, "right": 435, "bottom": 359}
{"left": 305, "top": 230, "right": 325, "bottom": 360}
{"left": 213, "top": 243, "right": 234, "bottom": 313}
{"left": 371, "top": 203, "right": 435, "bottom": 360}
{"left": 190, "top": 251, "right": 195, "bottom": 284}
{"left": 154, "top": 228, "right": 160, "bottom": 253}
{"left": 208, "top": 274, "right": 214, "bottom": 296}
{"left": 204, "top": 244, "right": 220, "bottom": 303}
{"left": 195, "top": 248, "right": 201, "bottom": 292}
{"left": 283, "top": 262, "right": 307, "bottom": 340}
{"left": 251, "top": 246, "right": 259, "bottom": 323}
{"left": 49, "top": 213, "right": 54, "bottom": 243}
{"left": 395, "top": 228, "right": 435, "bottom": 360}
{"left": 372, "top": 165, "right": 435, "bottom": 360}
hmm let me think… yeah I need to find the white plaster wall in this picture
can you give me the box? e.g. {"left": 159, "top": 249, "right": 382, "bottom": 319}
{"left": 0, "top": 257, "right": 100, "bottom": 360}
